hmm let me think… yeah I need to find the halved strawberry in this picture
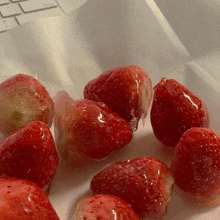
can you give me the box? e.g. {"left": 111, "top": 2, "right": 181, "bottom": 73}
{"left": 74, "top": 194, "right": 140, "bottom": 220}
{"left": 90, "top": 157, "right": 174, "bottom": 219}
{"left": 54, "top": 91, "right": 132, "bottom": 164}
{"left": 84, "top": 65, "right": 152, "bottom": 131}
{"left": 151, "top": 78, "right": 209, "bottom": 148}
{"left": 0, "top": 74, "right": 54, "bottom": 136}
{"left": 0, "top": 177, "right": 59, "bottom": 219}
{"left": 0, "top": 121, "right": 59, "bottom": 190}
{"left": 171, "top": 127, "right": 220, "bottom": 205}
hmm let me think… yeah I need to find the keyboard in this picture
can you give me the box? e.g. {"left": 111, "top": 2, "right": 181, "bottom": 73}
{"left": 0, "top": 0, "right": 65, "bottom": 33}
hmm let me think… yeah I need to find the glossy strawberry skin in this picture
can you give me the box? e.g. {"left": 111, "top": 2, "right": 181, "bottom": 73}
{"left": 171, "top": 127, "right": 220, "bottom": 205}
{"left": 54, "top": 91, "right": 132, "bottom": 163}
{"left": 0, "top": 74, "right": 54, "bottom": 136}
{"left": 0, "top": 121, "right": 59, "bottom": 190}
{"left": 74, "top": 194, "right": 140, "bottom": 220}
{"left": 90, "top": 157, "right": 174, "bottom": 219}
{"left": 151, "top": 78, "right": 209, "bottom": 148}
{"left": 84, "top": 65, "right": 152, "bottom": 131}
{"left": 0, "top": 177, "right": 59, "bottom": 220}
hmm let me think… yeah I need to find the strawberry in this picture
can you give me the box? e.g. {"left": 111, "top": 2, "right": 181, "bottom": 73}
{"left": 90, "top": 157, "right": 174, "bottom": 219}
{"left": 84, "top": 65, "right": 152, "bottom": 131}
{"left": 0, "top": 74, "right": 54, "bottom": 136}
{"left": 151, "top": 78, "right": 209, "bottom": 148}
{"left": 0, "top": 121, "right": 59, "bottom": 190}
{"left": 171, "top": 127, "right": 220, "bottom": 205}
{"left": 54, "top": 91, "right": 132, "bottom": 164}
{"left": 74, "top": 194, "right": 140, "bottom": 220}
{"left": 0, "top": 177, "right": 59, "bottom": 219}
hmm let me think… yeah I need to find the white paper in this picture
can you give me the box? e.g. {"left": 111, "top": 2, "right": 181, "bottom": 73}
{"left": 1, "top": 0, "right": 220, "bottom": 219}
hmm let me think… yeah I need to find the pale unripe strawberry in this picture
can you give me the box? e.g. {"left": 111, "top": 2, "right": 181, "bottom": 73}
{"left": 0, "top": 74, "right": 54, "bottom": 136}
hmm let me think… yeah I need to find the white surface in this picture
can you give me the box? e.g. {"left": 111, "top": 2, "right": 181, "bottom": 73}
{"left": 11, "top": 0, "right": 26, "bottom": 2}
{"left": 155, "top": 0, "right": 220, "bottom": 59}
{"left": 1, "top": 0, "right": 220, "bottom": 219}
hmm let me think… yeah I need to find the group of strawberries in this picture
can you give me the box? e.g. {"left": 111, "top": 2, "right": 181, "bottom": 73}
{"left": 0, "top": 65, "right": 218, "bottom": 220}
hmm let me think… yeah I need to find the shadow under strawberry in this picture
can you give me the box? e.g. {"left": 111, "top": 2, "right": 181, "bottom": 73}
{"left": 50, "top": 130, "right": 174, "bottom": 197}
{"left": 108, "top": 130, "right": 175, "bottom": 167}
{"left": 67, "top": 189, "right": 90, "bottom": 220}
{"left": 163, "top": 185, "right": 219, "bottom": 220}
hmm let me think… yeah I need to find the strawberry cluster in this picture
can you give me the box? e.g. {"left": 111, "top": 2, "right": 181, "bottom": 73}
{"left": 0, "top": 74, "right": 59, "bottom": 219}
{"left": 0, "top": 65, "right": 217, "bottom": 219}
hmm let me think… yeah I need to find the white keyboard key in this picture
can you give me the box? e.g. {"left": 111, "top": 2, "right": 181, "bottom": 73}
{"left": 0, "top": 17, "right": 18, "bottom": 32}
{"left": 1, "top": 4, "right": 21, "bottom": 17}
{"left": 11, "top": 0, "right": 27, "bottom": 2}
{"left": 20, "top": 0, "right": 57, "bottom": 13}
{"left": 0, "top": 0, "right": 9, "bottom": 6}
{"left": 16, "top": 7, "right": 63, "bottom": 24}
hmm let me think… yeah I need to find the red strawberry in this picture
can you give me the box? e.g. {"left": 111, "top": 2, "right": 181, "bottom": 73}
{"left": 151, "top": 78, "right": 209, "bottom": 148}
{"left": 54, "top": 91, "right": 132, "bottom": 164}
{"left": 90, "top": 157, "right": 174, "bottom": 219}
{"left": 0, "top": 121, "right": 59, "bottom": 190}
{"left": 84, "top": 65, "right": 152, "bottom": 131}
{"left": 171, "top": 127, "right": 220, "bottom": 205}
{"left": 0, "top": 74, "right": 54, "bottom": 136}
{"left": 0, "top": 177, "right": 59, "bottom": 219}
{"left": 74, "top": 194, "right": 140, "bottom": 220}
